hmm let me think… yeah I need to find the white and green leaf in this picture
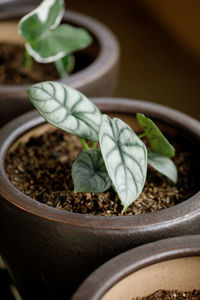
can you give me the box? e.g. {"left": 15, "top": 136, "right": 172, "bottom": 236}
{"left": 137, "top": 113, "right": 175, "bottom": 157}
{"left": 18, "top": 0, "right": 92, "bottom": 64}
{"left": 18, "top": 0, "right": 65, "bottom": 40}
{"left": 99, "top": 115, "right": 147, "bottom": 211}
{"left": 72, "top": 150, "right": 112, "bottom": 193}
{"left": 148, "top": 151, "right": 178, "bottom": 184}
{"left": 27, "top": 81, "right": 102, "bottom": 142}
{"left": 25, "top": 24, "right": 92, "bottom": 63}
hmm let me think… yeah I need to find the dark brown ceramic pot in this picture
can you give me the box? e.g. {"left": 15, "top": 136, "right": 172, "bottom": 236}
{"left": 72, "top": 235, "right": 200, "bottom": 300}
{"left": 0, "top": 7, "right": 120, "bottom": 126}
{"left": 0, "top": 99, "right": 199, "bottom": 300}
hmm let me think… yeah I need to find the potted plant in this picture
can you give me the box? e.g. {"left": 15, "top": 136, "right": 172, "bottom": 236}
{"left": 0, "top": 0, "right": 120, "bottom": 126}
{"left": 0, "top": 82, "right": 199, "bottom": 300}
{"left": 72, "top": 235, "right": 200, "bottom": 300}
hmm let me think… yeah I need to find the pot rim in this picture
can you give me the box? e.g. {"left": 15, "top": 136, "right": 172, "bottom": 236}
{"left": 72, "top": 235, "right": 200, "bottom": 300}
{"left": 0, "top": 98, "right": 199, "bottom": 228}
{"left": 0, "top": 7, "right": 120, "bottom": 96}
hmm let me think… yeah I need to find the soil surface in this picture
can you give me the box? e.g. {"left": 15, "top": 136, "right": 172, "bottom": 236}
{"left": 134, "top": 289, "right": 200, "bottom": 300}
{"left": 0, "top": 42, "right": 95, "bottom": 85}
{"left": 5, "top": 128, "right": 199, "bottom": 216}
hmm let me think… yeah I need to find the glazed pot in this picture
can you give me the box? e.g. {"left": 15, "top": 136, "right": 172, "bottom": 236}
{"left": 0, "top": 7, "right": 120, "bottom": 126}
{"left": 72, "top": 235, "right": 200, "bottom": 300}
{"left": 0, "top": 0, "right": 40, "bottom": 10}
{"left": 0, "top": 99, "right": 199, "bottom": 300}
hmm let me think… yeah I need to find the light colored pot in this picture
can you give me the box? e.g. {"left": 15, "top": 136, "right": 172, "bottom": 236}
{"left": 72, "top": 235, "right": 200, "bottom": 300}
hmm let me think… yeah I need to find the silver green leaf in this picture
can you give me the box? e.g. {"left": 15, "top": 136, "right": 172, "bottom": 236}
{"left": 19, "top": 0, "right": 65, "bottom": 41}
{"left": 99, "top": 115, "right": 147, "bottom": 210}
{"left": 18, "top": 0, "right": 92, "bottom": 63}
{"left": 25, "top": 24, "right": 92, "bottom": 63}
{"left": 72, "top": 150, "right": 112, "bottom": 193}
{"left": 137, "top": 113, "right": 175, "bottom": 157}
{"left": 148, "top": 151, "right": 178, "bottom": 184}
{"left": 27, "top": 81, "right": 102, "bottom": 142}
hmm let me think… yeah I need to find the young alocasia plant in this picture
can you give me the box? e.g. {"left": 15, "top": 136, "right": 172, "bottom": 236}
{"left": 27, "top": 81, "right": 178, "bottom": 212}
{"left": 18, "top": 0, "right": 92, "bottom": 77}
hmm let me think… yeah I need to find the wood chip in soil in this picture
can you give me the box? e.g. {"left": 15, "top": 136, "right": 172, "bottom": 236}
{"left": 5, "top": 129, "right": 200, "bottom": 216}
{"left": 133, "top": 289, "right": 200, "bottom": 300}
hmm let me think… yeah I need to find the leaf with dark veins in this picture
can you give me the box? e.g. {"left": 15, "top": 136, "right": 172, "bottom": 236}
{"left": 99, "top": 115, "right": 147, "bottom": 210}
{"left": 27, "top": 81, "right": 102, "bottom": 142}
{"left": 72, "top": 150, "right": 112, "bottom": 192}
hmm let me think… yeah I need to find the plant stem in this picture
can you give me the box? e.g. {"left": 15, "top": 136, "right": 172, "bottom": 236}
{"left": 64, "top": 54, "right": 75, "bottom": 74}
{"left": 54, "top": 58, "right": 68, "bottom": 78}
{"left": 80, "top": 138, "right": 90, "bottom": 150}
{"left": 122, "top": 206, "right": 127, "bottom": 214}
{"left": 92, "top": 142, "right": 97, "bottom": 150}
{"left": 138, "top": 132, "right": 146, "bottom": 139}
{"left": 23, "top": 48, "right": 32, "bottom": 71}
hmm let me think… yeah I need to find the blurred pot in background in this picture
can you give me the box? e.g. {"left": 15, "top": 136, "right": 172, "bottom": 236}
{"left": 0, "top": 4, "right": 120, "bottom": 126}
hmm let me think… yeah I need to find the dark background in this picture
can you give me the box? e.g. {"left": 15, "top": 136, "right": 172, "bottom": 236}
{"left": 69, "top": 0, "right": 200, "bottom": 119}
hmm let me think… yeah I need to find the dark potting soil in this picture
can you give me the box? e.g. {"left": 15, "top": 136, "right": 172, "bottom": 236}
{"left": 5, "top": 129, "right": 199, "bottom": 216}
{"left": 0, "top": 42, "right": 95, "bottom": 85}
{"left": 133, "top": 289, "right": 200, "bottom": 300}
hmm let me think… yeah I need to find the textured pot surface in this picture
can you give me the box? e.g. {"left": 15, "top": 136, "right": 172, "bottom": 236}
{"left": 0, "top": 99, "right": 199, "bottom": 300}
{"left": 72, "top": 235, "right": 200, "bottom": 300}
{"left": 0, "top": 7, "right": 120, "bottom": 126}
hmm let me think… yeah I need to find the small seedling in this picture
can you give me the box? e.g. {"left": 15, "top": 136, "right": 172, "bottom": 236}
{"left": 27, "top": 81, "right": 178, "bottom": 212}
{"left": 18, "top": 0, "right": 92, "bottom": 77}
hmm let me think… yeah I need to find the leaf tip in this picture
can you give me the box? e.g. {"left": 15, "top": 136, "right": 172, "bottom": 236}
{"left": 136, "top": 112, "right": 145, "bottom": 120}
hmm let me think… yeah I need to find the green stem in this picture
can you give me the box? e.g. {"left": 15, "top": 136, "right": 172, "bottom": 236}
{"left": 92, "top": 142, "right": 97, "bottom": 150}
{"left": 54, "top": 58, "right": 68, "bottom": 78}
{"left": 122, "top": 206, "right": 127, "bottom": 214}
{"left": 138, "top": 132, "right": 146, "bottom": 139}
{"left": 80, "top": 138, "right": 90, "bottom": 150}
{"left": 23, "top": 48, "right": 32, "bottom": 71}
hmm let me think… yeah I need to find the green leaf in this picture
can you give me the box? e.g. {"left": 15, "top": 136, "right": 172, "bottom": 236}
{"left": 148, "top": 151, "right": 178, "bottom": 184}
{"left": 137, "top": 113, "right": 175, "bottom": 157}
{"left": 25, "top": 24, "right": 92, "bottom": 63}
{"left": 27, "top": 81, "right": 102, "bottom": 142}
{"left": 99, "top": 115, "right": 147, "bottom": 210}
{"left": 61, "top": 54, "right": 75, "bottom": 74}
{"left": 19, "top": 0, "right": 65, "bottom": 41}
{"left": 18, "top": 0, "right": 92, "bottom": 64}
{"left": 72, "top": 150, "right": 112, "bottom": 193}
{"left": 54, "top": 54, "right": 75, "bottom": 78}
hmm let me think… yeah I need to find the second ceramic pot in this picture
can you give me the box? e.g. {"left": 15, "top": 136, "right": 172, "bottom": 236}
{"left": 0, "top": 99, "right": 199, "bottom": 299}
{"left": 72, "top": 235, "right": 200, "bottom": 300}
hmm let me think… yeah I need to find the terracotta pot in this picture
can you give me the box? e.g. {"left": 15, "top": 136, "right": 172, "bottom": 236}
{"left": 0, "top": 99, "right": 199, "bottom": 300}
{"left": 0, "top": 7, "right": 120, "bottom": 126}
{"left": 72, "top": 235, "right": 200, "bottom": 300}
